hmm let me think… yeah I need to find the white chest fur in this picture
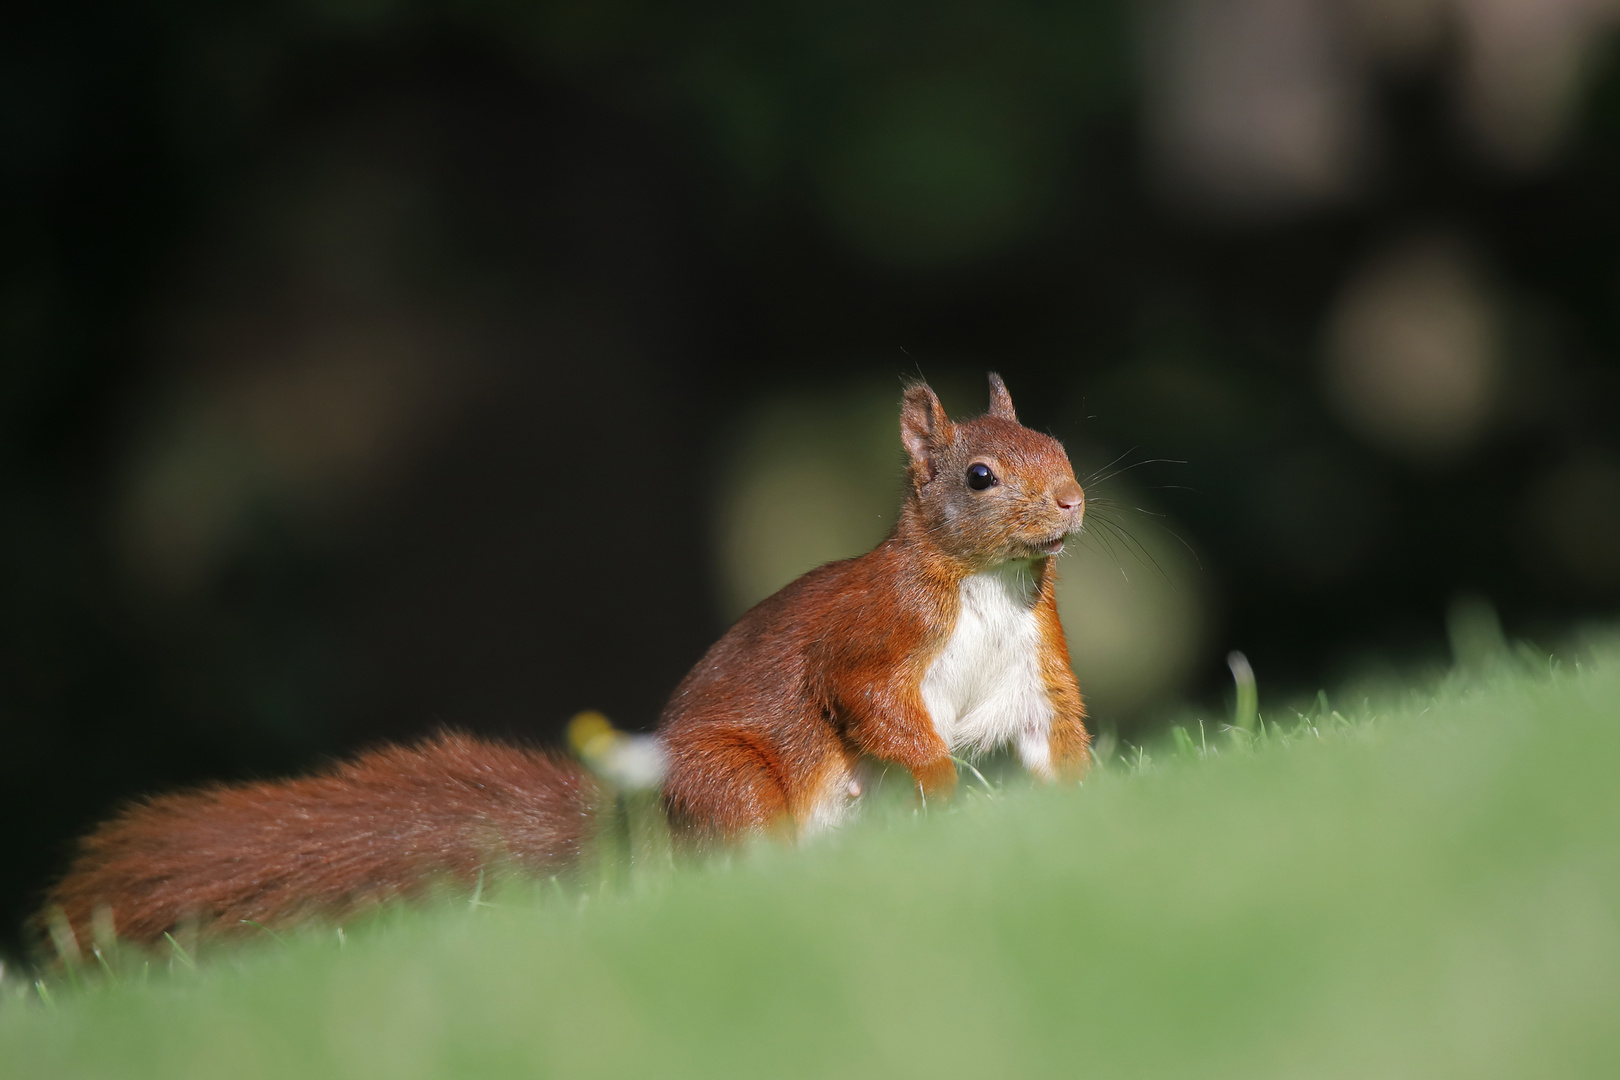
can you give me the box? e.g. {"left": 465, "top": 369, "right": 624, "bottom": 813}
{"left": 920, "top": 562, "right": 1056, "bottom": 776}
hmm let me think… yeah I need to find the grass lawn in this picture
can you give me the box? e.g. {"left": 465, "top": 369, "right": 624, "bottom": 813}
{"left": 4, "top": 633, "right": 1619, "bottom": 1079}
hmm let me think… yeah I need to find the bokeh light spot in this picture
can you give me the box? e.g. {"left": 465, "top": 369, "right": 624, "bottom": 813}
{"left": 1323, "top": 236, "right": 1501, "bottom": 464}
{"left": 1058, "top": 482, "right": 1207, "bottom": 719}
{"left": 714, "top": 383, "right": 904, "bottom": 620}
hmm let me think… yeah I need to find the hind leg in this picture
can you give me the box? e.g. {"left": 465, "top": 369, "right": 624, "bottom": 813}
{"left": 661, "top": 728, "right": 793, "bottom": 849}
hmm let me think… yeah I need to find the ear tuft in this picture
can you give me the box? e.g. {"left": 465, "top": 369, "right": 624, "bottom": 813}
{"left": 986, "top": 372, "right": 1017, "bottom": 422}
{"left": 900, "top": 382, "right": 952, "bottom": 483}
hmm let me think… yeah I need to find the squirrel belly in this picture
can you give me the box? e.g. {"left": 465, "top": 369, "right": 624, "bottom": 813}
{"left": 922, "top": 560, "right": 1062, "bottom": 778}
{"left": 37, "top": 373, "right": 1089, "bottom": 947}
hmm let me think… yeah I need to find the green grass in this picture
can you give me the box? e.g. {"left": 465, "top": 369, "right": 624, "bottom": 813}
{"left": 5, "top": 634, "right": 1620, "bottom": 1079}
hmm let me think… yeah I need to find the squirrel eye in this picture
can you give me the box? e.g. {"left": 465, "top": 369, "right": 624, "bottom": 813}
{"left": 966, "top": 463, "right": 997, "bottom": 490}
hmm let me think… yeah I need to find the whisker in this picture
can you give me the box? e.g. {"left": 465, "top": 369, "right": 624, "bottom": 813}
{"left": 1152, "top": 520, "right": 1204, "bottom": 570}
{"left": 1081, "top": 520, "right": 1129, "bottom": 578}
{"left": 1084, "top": 446, "right": 1139, "bottom": 486}
{"left": 1085, "top": 497, "right": 1206, "bottom": 573}
{"left": 1090, "top": 514, "right": 1164, "bottom": 579}
{"left": 1090, "top": 498, "right": 1167, "bottom": 520}
{"left": 1094, "top": 507, "right": 1206, "bottom": 576}
{"left": 1087, "top": 458, "right": 1188, "bottom": 488}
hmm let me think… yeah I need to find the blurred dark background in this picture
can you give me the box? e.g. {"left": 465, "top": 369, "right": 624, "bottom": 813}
{"left": 6, "top": 0, "right": 1620, "bottom": 948}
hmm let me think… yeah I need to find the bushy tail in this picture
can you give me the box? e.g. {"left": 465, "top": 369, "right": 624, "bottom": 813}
{"left": 41, "top": 732, "right": 601, "bottom": 948}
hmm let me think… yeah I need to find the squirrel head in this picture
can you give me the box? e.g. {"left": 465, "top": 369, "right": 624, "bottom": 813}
{"left": 900, "top": 373, "right": 1085, "bottom": 568}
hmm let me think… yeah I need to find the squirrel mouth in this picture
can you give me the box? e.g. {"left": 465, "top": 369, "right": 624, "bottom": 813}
{"left": 1031, "top": 534, "right": 1067, "bottom": 556}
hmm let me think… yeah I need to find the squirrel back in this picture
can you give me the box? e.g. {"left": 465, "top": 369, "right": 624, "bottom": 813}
{"left": 38, "top": 374, "right": 1088, "bottom": 947}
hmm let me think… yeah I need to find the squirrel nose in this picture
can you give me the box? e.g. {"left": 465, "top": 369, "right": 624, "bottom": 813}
{"left": 1054, "top": 479, "right": 1084, "bottom": 511}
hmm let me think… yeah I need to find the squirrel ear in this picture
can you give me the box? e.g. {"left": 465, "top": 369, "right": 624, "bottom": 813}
{"left": 900, "top": 382, "right": 952, "bottom": 481}
{"left": 986, "top": 372, "right": 1018, "bottom": 422}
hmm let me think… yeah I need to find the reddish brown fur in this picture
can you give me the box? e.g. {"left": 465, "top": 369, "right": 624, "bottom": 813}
{"left": 41, "top": 374, "right": 1089, "bottom": 946}
{"left": 43, "top": 733, "right": 598, "bottom": 945}
{"left": 1034, "top": 563, "right": 1091, "bottom": 775}
{"left": 661, "top": 374, "right": 1090, "bottom": 840}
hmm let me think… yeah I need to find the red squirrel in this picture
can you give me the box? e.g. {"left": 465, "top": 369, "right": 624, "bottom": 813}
{"left": 40, "top": 374, "right": 1088, "bottom": 947}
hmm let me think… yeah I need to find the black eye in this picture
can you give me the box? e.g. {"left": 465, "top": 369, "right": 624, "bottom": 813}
{"left": 966, "top": 463, "right": 997, "bottom": 490}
